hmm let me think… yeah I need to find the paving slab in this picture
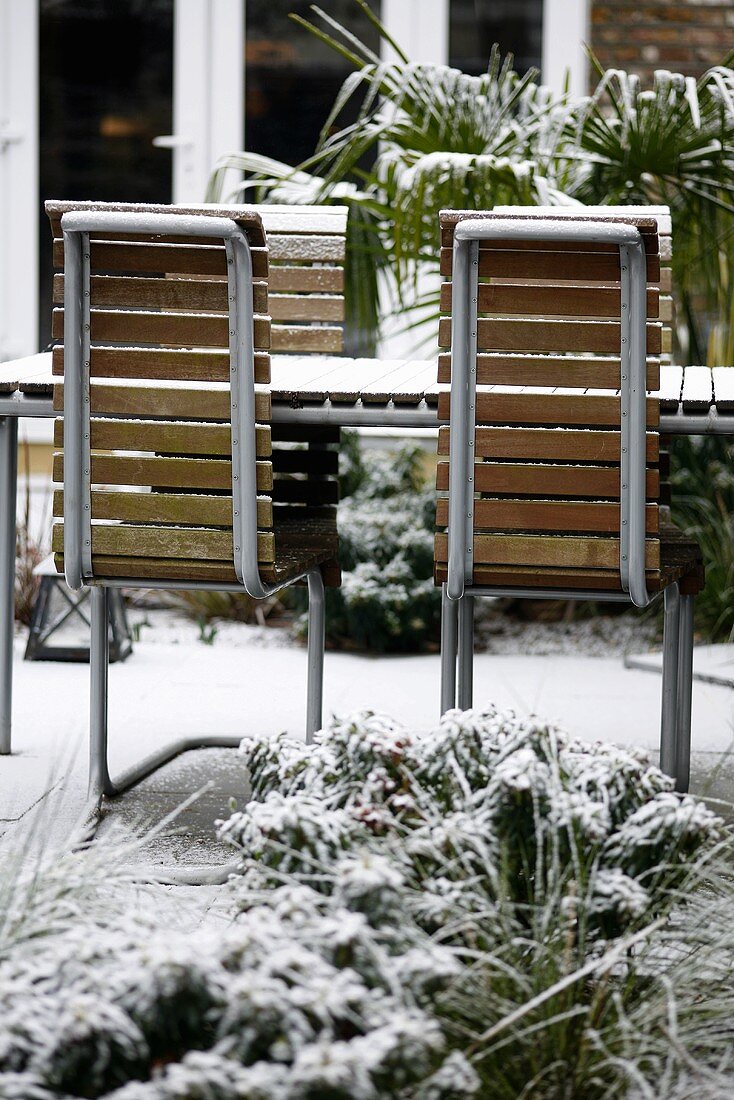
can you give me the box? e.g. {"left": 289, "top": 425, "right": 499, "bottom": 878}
{"left": 626, "top": 643, "right": 734, "bottom": 689}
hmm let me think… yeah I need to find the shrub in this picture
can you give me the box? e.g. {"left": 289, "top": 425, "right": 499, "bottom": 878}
{"left": 291, "top": 432, "right": 441, "bottom": 652}
{"left": 670, "top": 433, "right": 734, "bottom": 639}
{"left": 1, "top": 708, "right": 731, "bottom": 1098}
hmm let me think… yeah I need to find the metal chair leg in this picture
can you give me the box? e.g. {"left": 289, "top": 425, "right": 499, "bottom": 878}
{"left": 0, "top": 415, "right": 18, "bottom": 754}
{"left": 675, "top": 593, "right": 694, "bottom": 793}
{"left": 306, "top": 569, "right": 325, "bottom": 743}
{"left": 440, "top": 584, "right": 459, "bottom": 715}
{"left": 660, "top": 582, "right": 681, "bottom": 779}
{"left": 89, "top": 586, "right": 114, "bottom": 802}
{"left": 457, "top": 593, "right": 474, "bottom": 710}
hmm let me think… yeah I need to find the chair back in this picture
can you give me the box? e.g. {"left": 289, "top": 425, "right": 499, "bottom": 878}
{"left": 435, "top": 209, "right": 663, "bottom": 605}
{"left": 46, "top": 200, "right": 277, "bottom": 592}
{"left": 255, "top": 204, "right": 348, "bottom": 355}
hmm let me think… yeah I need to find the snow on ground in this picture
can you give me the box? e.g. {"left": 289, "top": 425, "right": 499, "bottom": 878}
{"left": 2, "top": 610, "right": 734, "bottom": 888}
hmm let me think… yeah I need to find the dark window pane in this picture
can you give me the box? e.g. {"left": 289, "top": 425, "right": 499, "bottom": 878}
{"left": 245, "top": 1, "right": 381, "bottom": 165}
{"left": 39, "top": 0, "right": 174, "bottom": 347}
{"left": 450, "top": 0, "right": 542, "bottom": 76}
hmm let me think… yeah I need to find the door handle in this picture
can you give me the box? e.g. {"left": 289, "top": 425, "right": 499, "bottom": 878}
{"left": 0, "top": 129, "right": 22, "bottom": 153}
{"left": 152, "top": 134, "right": 194, "bottom": 150}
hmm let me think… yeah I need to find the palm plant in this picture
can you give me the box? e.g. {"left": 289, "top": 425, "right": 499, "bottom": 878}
{"left": 206, "top": 4, "right": 573, "bottom": 350}
{"left": 207, "top": 2, "right": 734, "bottom": 360}
{"left": 565, "top": 61, "right": 734, "bottom": 363}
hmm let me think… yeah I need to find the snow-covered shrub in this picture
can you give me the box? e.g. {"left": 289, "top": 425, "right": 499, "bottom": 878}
{"left": 0, "top": 710, "right": 729, "bottom": 1099}
{"left": 0, "top": 877, "right": 472, "bottom": 1100}
{"left": 289, "top": 432, "right": 441, "bottom": 652}
{"left": 221, "top": 706, "right": 721, "bottom": 940}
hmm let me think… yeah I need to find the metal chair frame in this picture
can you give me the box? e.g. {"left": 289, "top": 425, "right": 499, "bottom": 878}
{"left": 61, "top": 210, "right": 327, "bottom": 819}
{"left": 439, "top": 217, "right": 694, "bottom": 792}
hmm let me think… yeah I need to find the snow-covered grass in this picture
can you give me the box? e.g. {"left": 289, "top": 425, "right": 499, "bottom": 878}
{"left": 1, "top": 706, "right": 733, "bottom": 1098}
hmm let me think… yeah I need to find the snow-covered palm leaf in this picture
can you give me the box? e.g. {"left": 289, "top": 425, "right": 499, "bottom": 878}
{"left": 206, "top": 152, "right": 387, "bottom": 353}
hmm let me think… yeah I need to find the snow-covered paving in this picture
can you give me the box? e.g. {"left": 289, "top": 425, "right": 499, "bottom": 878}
{"left": 1, "top": 622, "right": 734, "bottom": 859}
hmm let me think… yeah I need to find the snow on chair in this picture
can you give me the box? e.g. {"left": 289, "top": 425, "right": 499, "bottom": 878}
{"left": 435, "top": 210, "right": 704, "bottom": 792}
{"left": 46, "top": 201, "right": 338, "bottom": 822}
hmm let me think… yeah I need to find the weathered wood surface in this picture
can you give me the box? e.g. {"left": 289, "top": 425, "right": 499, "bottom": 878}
{"left": 1, "top": 352, "right": 727, "bottom": 418}
{"left": 45, "top": 200, "right": 343, "bottom": 587}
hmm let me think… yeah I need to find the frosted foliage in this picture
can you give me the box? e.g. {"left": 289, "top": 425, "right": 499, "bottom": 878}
{"left": 296, "top": 436, "right": 440, "bottom": 653}
{"left": 222, "top": 706, "right": 721, "bottom": 939}
{"left": 0, "top": 709, "right": 724, "bottom": 1098}
{"left": 0, "top": 877, "right": 459, "bottom": 1099}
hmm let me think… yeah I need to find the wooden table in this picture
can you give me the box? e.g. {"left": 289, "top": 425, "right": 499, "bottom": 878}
{"left": 0, "top": 351, "right": 731, "bottom": 753}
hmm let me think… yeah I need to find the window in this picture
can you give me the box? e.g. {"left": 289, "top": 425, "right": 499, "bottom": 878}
{"left": 449, "top": 0, "right": 543, "bottom": 76}
{"left": 245, "top": 1, "right": 382, "bottom": 166}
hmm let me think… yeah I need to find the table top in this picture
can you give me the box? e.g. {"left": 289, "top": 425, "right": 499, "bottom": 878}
{"left": 0, "top": 351, "right": 731, "bottom": 433}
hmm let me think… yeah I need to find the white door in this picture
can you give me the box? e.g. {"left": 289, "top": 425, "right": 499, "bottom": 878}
{"left": 1, "top": 0, "right": 242, "bottom": 360}
{"left": 0, "top": 0, "right": 38, "bottom": 361}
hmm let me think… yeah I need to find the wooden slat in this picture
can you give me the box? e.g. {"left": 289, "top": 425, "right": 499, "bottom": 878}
{"left": 440, "top": 231, "right": 657, "bottom": 253}
{"left": 439, "top": 281, "right": 659, "bottom": 318}
{"left": 0, "top": 352, "right": 54, "bottom": 392}
{"left": 491, "top": 204, "right": 672, "bottom": 237}
{"left": 46, "top": 199, "right": 267, "bottom": 247}
{"left": 267, "top": 233, "right": 345, "bottom": 262}
{"left": 434, "top": 562, "right": 660, "bottom": 591}
{"left": 53, "top": 382, "right": 271, "bottom": 422}
{"left": 437, "top": 390, "right": 659, "bottom": 428}
{"left": 268, "top": 267, "right": 344, "bottom": 293}
{"left": 435, "top": 461, "right": 660, "bottom": 499}
{"left": 52, "top": 231, "right": 340, "bottom": 264}
{"left": 54, "top": 273, "right": 269, "bottom": 315}
{"left": 52, "top": 522, "right": 275, "bottom": 563}
{"left": 681, "top": 365, "right": 713, "bottom": 413}
{"left": 52, "top": 418, "right": 271, "bottom": 457}
{"left": 437, "top": 353, "right": 660, "bottom": 391}
{"left": 438, "top": 317, "right": 662, "bottom": 355}
{"left": 437, "top": 425, "right": 658, "bottom": 462}
{"left": 654, "top": 364, "right": 683, "bottom": 412}
{"left": 435, "top": 531, "right": 660, "bottom": 570}
{"left": 271, "top": 326, "right": 343, "bottom": 354}
{"left": 52, "top": 307, "right": 271, "bottom": 349}
{"left": 52, "top": 346, "right": 271, "bottom": 385}
{"left": 53, "top": 489, "right": 273, "bottom": 528}
{"left": 713, "top": 366, "right": 734, "bottom": 413}
{"left": 269, "top": 295, "right": 344, "bottom": 323}
{"left": 257, "top": 204, "right": 348, "bottom": 235}
{"left": 439, "top": 209, "right": 659, "bottom": 244}
{"left": 53, "top": 453, "right": 273, "bottom": 492}
{"left": 659, "top": 295, "right": 673, "bottom": 322}
{"left": 440, "top": 248, "right": 661, "bottom": 283}
{"left": 55, "top": 280, "right": 344, "bottom": 322}
{"left": 52, "top": 239, "right": 268, "bottom": 279}
{"left": 435, "top": 497, "right": 658, "bottom": 534}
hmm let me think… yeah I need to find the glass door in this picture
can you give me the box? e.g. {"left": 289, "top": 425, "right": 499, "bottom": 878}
{"left": 0, "top": 0, "right": 38, "bottom": 361}
{"left": 38, "top": 0, "right": 176, "bottom": 349}
{"left": 245, "top": 1, "right": 381, "bottom": 168}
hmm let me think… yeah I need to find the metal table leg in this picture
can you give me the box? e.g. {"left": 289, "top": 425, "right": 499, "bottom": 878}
{"left": 0, "top": 416, "right": 18, "bottom": 754}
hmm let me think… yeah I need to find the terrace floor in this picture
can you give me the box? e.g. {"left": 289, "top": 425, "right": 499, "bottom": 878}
{"left": 2, "top": 620, "right": 734, "bottom": 872}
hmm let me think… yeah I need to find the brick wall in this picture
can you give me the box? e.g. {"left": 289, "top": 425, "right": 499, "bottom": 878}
{"left": 590, "top": 1, "right": 734, "bottom": 84}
